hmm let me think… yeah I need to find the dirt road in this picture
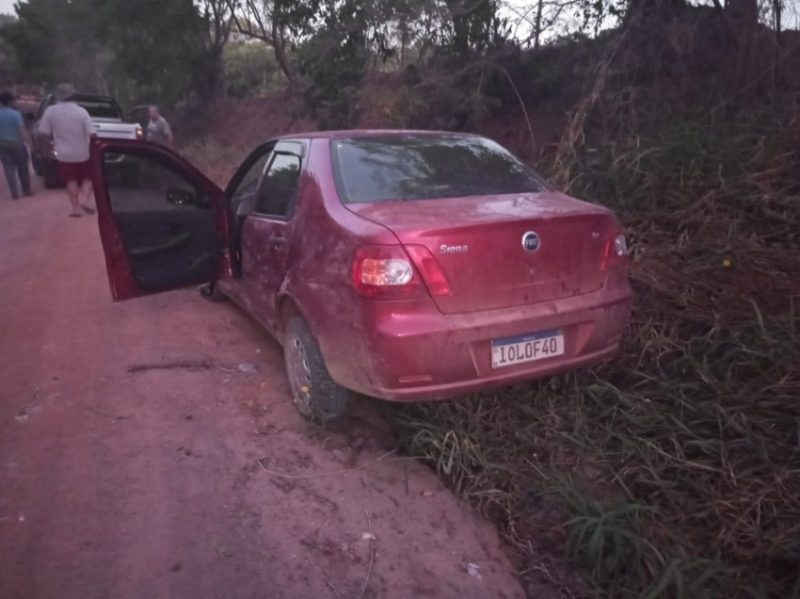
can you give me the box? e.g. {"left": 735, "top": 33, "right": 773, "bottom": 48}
{"left": 0, "top": 184, "right": 524, "bottom": 599}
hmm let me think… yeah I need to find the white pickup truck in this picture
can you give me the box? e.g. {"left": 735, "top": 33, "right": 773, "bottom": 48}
{"left": 31, "top": 93, "right": 144, "bottom": 188}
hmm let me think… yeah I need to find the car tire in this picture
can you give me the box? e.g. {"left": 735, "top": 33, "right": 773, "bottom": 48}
{"left": 284, "top": 316, "right": 349, "bottom": 423}
{"left": 199, "top": 282, "right": 227, "bottom": 302}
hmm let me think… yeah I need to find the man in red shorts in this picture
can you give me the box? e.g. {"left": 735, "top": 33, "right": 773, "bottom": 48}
{"left": 38, "top": 83, "right": 95, "bottom": 217}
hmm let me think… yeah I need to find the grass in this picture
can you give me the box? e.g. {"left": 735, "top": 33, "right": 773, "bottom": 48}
{"left": 386, "top": 113, "right": 800, "bottom": 597}
{"left": 184, "top": 88, "right": 799, "bottom": 596}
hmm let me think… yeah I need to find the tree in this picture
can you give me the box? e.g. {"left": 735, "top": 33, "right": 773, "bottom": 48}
{"left": 441, "top": 0, "right": 507, "bottom": 59}
{"left": 296, "top": 0, "right": 372, "bottom": 127}
{"left": 229, "top": 0, "right": 321, "bottom": 87}
{"left": 0, "top": 15, "right": 19, "bottom": 88}
{"left": 1, "top": 0, "right": 107, "bottom": 90}
{"left": 224, "top": 41, "right": 281, "bottom": 97}
{"left": 195, "top": 0, "right": 235, "bottom": 100}
{"left": 93, "top": 0, "right": 206, "bottom": 104}
{"left": 0, "top": 0, "right": 220, "bottom": 106}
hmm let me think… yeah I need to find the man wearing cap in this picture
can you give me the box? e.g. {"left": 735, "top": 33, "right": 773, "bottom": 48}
{"left": 38, "top": 83, "right": 95, "bottom": 217}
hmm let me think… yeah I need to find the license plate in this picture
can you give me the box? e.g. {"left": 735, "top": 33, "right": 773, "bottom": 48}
{"left": 491, "top": 330, "right": 565, "bottom": 369}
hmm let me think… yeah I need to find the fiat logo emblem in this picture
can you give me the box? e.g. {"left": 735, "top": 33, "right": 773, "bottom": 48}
{"left": 521, "top": 231, "right": 541, "bottom": 253}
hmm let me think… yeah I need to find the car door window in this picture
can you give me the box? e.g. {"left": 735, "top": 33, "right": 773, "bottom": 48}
{"left": 229, "top": 149, "right": 273, "bottom": 212}
{"left": 225, "top": 144, "right": 278, "bottom": 277}
{"left": 103, "top": 150, "right": 221, "bottom": 291}
{"left": 255, "top": 153, "right": 301, "bottom": 218}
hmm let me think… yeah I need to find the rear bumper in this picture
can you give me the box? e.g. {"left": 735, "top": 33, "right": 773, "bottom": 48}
{"left": 323, "top": 273, "right": 632, "bottom": 402}
{"left": 364, "top": 341, "right": 621, "bottom": 401}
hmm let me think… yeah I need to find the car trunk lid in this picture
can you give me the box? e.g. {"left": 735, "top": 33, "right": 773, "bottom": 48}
{"left": 348, "top": 192, "right": 616, "bottom": 314}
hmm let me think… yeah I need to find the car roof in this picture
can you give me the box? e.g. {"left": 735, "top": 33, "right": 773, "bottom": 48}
{"left": 44, "top": 93, "right": 119, "bottom": 104}
{"left": 274, "top": 129, "right": 481, "bottom": 141}
{"left": 71, "top": 94, "right": 118, "bottom": 103}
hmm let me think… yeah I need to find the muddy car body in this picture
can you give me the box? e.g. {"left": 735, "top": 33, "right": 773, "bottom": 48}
{"left": 90, "top": 131, "right": 632, "bottom": 421}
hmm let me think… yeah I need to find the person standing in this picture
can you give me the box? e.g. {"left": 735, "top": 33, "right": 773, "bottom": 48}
{"left": 38, "top": 83, "right": 95, "bottom": 217}
{"left": 0, "top": 92, "right": 33, "bottom": 200}
{"left": 146, "top": 105, "right": 174, "bottom": 148}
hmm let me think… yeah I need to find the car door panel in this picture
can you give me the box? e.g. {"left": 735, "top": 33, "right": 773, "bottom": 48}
{"left": 241, "top": 216, "right": 291, "bottom": 327}
{"left": 110, "top": 211, "right": 218, "bottom": 290}
{"left": 90, "top": 139, "right": 228, "bottom": 300}
{"left": 106, "top": 178, "right": 219, "bottom": 290}
{"left": 239, "top": 145, "right": 304, "bottom": 326}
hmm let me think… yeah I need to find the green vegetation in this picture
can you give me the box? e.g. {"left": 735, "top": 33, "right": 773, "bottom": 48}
{"left": 389, "top": 108, "right": 800, "bottom": 597}
{"left": 3, "top": 0, "right": 796, "bottom": 596}
{"left": 224, "top": 42, "right": 282, "bottom": 98}
{"left": 0, "top": 0, "right": 230, "bottom": 106}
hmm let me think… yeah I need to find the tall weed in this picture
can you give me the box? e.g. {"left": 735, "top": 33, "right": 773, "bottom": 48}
{"left": 388, "top": 112, "right": 800, "bottom": 597}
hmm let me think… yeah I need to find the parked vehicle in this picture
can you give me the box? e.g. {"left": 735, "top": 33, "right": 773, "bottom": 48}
{"left": 31, "top": 93, "right": 143, "bottom": 188}
{"left": 128, "top": 105, "right": 150, "bottom": 131}
{"left": 89, "top": 131, "right": 633, "bottom": 422}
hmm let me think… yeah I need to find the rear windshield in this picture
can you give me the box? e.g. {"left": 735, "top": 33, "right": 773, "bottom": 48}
{"left": 332, "top": 135, "right": 546, "bottom": 203}
{"left": 76, "top": 99, "right": 123, "bottom": 119}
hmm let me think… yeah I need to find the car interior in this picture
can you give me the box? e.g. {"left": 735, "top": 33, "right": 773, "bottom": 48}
{"left": 102, "top": 149, "right": 220, "bottom": 291}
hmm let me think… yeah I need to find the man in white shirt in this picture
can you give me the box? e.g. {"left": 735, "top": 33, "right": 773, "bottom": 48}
{"left": 38, "top": 83, "right": 95, "bottom": 217}
{"left": 146, "top": 105, "right": 173, "bottom": 148}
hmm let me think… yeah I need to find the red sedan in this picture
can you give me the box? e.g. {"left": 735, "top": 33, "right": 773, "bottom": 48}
{"left": 90, "top": 131, "right": 632, "bottom": 422}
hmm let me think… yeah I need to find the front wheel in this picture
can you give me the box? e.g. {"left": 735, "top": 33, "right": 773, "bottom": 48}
{"left": 199, "top": 281, "right": 227, "bottom": 302}
{"left": 284, "top": 316, "right": 349, "bottom": 423}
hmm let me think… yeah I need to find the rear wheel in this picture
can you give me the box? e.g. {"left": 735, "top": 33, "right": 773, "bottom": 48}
{"left": 284, "top": 316, "right": 349, "bottom": 423}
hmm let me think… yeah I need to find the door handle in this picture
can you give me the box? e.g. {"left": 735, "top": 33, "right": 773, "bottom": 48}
{"left": 269, "top": 235, "right": 287, "bottom": 249}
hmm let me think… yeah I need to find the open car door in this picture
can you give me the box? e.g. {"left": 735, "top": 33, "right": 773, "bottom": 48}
{"left": 89, "top": 139, "right": 229, "bottom": 301}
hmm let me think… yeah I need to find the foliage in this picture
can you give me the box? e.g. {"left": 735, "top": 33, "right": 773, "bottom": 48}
{"left": 295, "top": 1, "right": 372, "bottom": 128}
{"left": 441, "top": 0, "right": 510, "bottom": 58}
{"left": 232, "top": 0, "right": 513, "bottom": 124}
{"left": 0, "top": 0, "right": 105, "bottom": 88}
{"left": 224, "top": 42, "right": 282, "bottom": 98}
{"left": 0, "top": 0, "right": 229, "bottom": 106}
{"left": 0, "top": 15, "right": 19, "bottom": 86}
{"left": 94, "top": 0, "right": 205, "bottom": 104}
{"left": 388, "top": 101, "right": 800, "bottom": 597}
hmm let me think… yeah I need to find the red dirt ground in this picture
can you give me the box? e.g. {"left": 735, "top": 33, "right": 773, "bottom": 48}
{"left": 0, "top": 182, "right": 528, "bottom": 598}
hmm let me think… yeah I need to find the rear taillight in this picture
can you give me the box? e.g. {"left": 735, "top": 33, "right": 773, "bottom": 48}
{"left": 601, "top": 232, "right": 628, "bottom": 271}
{"left": 353, "top": 246, "right": 425, "bottom": 299}
{"left": 404, "top": 245, "right": 452, "bottom": 296}
{"left": 352, "top": 245, "right": 452, "bottom": 299}
{"left": 136, "top": 126, "right": 144, "bottom": 141}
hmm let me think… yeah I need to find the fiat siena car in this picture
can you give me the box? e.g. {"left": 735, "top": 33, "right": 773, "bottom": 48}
{"left": 90, "top": 131, "right": 632, "bottom": 422}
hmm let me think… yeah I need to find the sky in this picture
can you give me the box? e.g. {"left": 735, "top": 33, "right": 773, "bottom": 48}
{"left": 0, "top": 0, "right": 13, "bottom": 15}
